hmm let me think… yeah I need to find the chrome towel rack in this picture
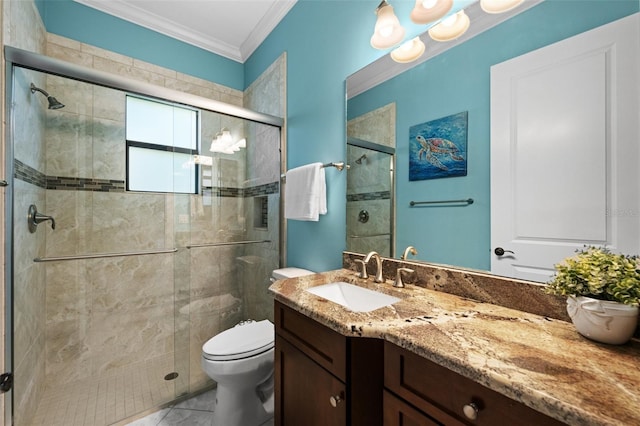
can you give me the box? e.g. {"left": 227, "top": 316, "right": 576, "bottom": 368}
{"left": 409, "top": 198, "right": 474, "bottom": 206}
{"left": 34, "top": 248, "right": 178, "bottom": 263}
{"left": 33, "top": 240, "right": 272, "bottom": 262}
{"left": 281, "top": 161, "right": 349, "bottom": 181}
{"left": 321, "top": 162, "right": 349, "bottom": 171}
{"left": 186, "top": 239, "right": 271, "bottom": 249}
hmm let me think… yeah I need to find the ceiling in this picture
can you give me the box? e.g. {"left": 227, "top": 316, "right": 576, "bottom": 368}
{"left": 75, "top": 0, "right": 297, "bottom": 63}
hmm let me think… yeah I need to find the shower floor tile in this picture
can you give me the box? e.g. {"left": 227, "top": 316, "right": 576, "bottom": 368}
{"left": 30, "top": 355, "right": 176, "bottom": 426}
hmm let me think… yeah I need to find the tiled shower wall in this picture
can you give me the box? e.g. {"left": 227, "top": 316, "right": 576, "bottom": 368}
{"left": 346, "top": 103, "right": 395, "bottom": 257}
{"left": 7, "top": 13, "right": 285, "bottom": 425}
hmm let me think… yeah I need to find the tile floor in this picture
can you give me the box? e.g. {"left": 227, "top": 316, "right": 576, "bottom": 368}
{"left": 31, "top": 355, "right": 176, "bottom": 426}
{"left": 124, "top": 388, "right": 275, "bottom": 426}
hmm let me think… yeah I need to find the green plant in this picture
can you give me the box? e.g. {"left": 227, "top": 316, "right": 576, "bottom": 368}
{"left": 546, "top": 246, "right": 640, "bottom": 306}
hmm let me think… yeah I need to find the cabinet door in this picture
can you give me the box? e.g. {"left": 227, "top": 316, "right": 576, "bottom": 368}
{"left": 276, "top": 334, "right": 346, "bottom": 426}
{"left": 384, "top": 390, "right": 441, "bottom": 426}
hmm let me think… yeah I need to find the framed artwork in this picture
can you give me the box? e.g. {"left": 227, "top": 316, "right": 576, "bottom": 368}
{"left": 409, "top": 111, "right": 468, "bottom": 181}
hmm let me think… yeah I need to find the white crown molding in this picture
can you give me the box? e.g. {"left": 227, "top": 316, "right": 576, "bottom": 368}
{"left": 74, "top": 0, "right": 297, "bottom": 63}
{"left": 240, "top": 1, "right": 297, "bottom": 60}
{"left": 347, "top": 0, "right": 544, "bottom": 99}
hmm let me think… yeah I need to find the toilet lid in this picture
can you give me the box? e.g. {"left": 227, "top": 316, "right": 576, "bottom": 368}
{"left": 203, "top": 320, "right": 274, "bottom": 361}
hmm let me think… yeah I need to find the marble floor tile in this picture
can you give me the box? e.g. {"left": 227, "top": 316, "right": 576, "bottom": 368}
{"left": 171, "top": 389, "right": 216, "bottom": 411}
{"left": 157, "top": 408, "right": 213, "bottom": 426}
{"left": 124, "top": 408, "right": 171, "bottom": 426}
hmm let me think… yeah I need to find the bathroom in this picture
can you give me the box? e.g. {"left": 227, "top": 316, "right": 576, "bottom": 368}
{"left": 2, "top": 0, "right": 639, "bottom": 425}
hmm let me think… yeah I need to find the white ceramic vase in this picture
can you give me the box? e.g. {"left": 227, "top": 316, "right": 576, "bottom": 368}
{"left": 566, "top": 296, "right": 639, "bottom": 345}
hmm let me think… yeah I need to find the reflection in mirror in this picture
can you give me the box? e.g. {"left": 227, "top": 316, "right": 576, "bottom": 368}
{"left": 346, "top": 102, "right": 396, "bottom": 257}
{"left": 346, "top": 137, "right": 395, "bottom": 257}
{"left": 346, "top": 0, "right": 639, "bottom": 280}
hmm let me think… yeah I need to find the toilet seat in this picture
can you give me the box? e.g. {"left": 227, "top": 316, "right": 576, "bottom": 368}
{"left": 203, "top": 319, "right": 274, "bottom": 361}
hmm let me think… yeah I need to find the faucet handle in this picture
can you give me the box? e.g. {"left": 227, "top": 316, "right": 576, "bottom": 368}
{"left": 355, "top": 259, "right": 368, "bottom": 279}
{"left": 394, "top": 267, "right": 414, "bottom": 288}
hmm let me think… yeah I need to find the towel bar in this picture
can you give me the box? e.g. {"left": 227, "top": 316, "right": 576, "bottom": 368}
{"left": 281, "top": 161, "right": 348, "bottom": 181}
{"left": 410, "top": 198, "right": 474, "bottom": 206}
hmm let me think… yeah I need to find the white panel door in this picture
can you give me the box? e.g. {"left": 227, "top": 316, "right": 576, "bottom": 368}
{"left": 490, "top": 14, "right": 639, "bottom": 282}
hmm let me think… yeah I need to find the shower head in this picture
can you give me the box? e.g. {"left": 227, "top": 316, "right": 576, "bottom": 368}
{"left": 355, "top": 154, "right": 367, "bottom": 164}
{"left": 30, "top": 83, "right": 65, "bottom": 110}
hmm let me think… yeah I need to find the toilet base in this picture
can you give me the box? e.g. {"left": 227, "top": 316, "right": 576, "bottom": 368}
{"left": 213, "top": 383, "right": 272, "bottom": 426}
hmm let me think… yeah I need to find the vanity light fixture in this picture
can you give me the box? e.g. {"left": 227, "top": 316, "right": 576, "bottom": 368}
{"left": 391, "top": 37, "right": 426, "bottom": 63}
{"left": 370, "top": 0, "right": 406, "bottom": 49}
{"left": 428, "top": 10, "right": 470, "bottom": 42}
{"left": 480, "top": 0, "right": 524, "bottom": 14}
{"left": 410, "top": 0, "right": 453, "bottom": 25}
{"left": 210, "top": 128, "right": 245, "bottom": 154}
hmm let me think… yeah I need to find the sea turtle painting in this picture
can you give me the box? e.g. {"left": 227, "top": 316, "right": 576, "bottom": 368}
{"left": 416, "top": 135, "right": 464, "bottom": 171}
{"left": 409, "top": 111, "right": 468, "bottom": 181}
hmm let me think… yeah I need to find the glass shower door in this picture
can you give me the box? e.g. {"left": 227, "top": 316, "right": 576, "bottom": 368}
{"left": 7, "top": 49, "right": 283, "bottom": 425}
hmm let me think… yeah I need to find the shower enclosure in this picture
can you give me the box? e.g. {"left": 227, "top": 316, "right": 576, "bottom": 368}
{"left": 4, "top": 47, "right": 284, "bottom": 425}
{"left": 346, "top": 137, "right": 395, "bottom": 257}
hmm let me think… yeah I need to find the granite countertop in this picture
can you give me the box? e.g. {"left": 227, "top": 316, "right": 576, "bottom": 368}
{"left": 268, "top": 268, "right": 640, "bottom": 426}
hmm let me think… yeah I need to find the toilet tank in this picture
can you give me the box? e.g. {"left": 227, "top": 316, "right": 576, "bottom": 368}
{"left": 271, "top": 267, "right": 314, "bottom": 281}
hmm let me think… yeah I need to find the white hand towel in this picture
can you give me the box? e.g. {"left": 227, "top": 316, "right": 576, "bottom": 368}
{"left": 284, "top": 162, "right": 327, "bottom": 221}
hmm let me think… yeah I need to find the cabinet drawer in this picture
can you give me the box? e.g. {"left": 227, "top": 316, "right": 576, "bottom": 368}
{"left": 383, "top": 390, "right": 441, "bottom": 426}
{"left": 384, "top": 342, "right": 564, "bottom": 426}
{"left": 275, "top": 301, "right": 346, "bottom": 380}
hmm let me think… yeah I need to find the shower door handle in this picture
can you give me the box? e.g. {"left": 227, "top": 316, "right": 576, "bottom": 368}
{"left": 0, "top": 372, "right": 12, "bottom": 393}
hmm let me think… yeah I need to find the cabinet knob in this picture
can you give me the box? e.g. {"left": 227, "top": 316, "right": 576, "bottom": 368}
{"left": 329, "top": 394, "right": 343, "bottom": 408}
{"left": 463, "top": 402, "right": 479, "bottom": 420}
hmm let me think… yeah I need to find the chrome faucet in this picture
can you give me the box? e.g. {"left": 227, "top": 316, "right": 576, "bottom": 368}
{"left": 401, "top": 246, "right": 418, "bottom": 260}
{"left": 363, "top": 251, "right": 384, "bottom": 283}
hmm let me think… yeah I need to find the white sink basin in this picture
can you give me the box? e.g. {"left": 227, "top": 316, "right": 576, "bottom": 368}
{"left": 306, "top": 281, "right": 401, "bottom": 312}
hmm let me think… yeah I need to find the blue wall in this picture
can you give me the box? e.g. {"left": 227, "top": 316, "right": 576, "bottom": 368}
{"left": 36, "top": 0, "right": 639, "bottom": 273}
{"left": 347, "top": 0, "right": 638, "bottom": 271}
{"left": 39, "top": 0, "right": 244, "bottom": 90}
{"left": 244, "top": 0, "right": 390, "bottom": 272}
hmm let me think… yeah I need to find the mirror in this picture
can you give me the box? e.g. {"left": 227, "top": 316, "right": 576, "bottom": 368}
{"left": 346, "top": 0, "right": 639, "bottom": 276}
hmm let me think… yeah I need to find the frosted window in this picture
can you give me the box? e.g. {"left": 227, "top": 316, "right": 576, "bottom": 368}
{"left": 126, "top": 97, "right": 197, "bottom": 149}
{"left": 126, "top": 96, "right": 198, "bottom": 193}
{"left": 128, "top": 147, "right": 196, "bottom": 193}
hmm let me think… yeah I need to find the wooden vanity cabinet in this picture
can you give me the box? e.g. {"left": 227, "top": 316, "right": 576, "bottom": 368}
{"left": 384, "top": 342, "right": 565, "bottom": 426}
{"left": 274, "top": 301, "right": 383, "bottom": 426}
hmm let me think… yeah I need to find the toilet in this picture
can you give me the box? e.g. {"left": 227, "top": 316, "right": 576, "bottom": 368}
{"left": 201, "top": 267, "right": 314, "bottom": 426}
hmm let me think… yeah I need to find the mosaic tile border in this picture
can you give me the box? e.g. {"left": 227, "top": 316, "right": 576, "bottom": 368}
{"left": 15, "top": 159, "right": 47, "bottom": 188}
{"left": 47, "top": 177, "right": 125, "bottom": 192}
{"left": 15, "top": 159, "right": 279, "bottom": 197}
{"left": 204, "top": 181, "right": 279, "bottom": 198}
{"left": 347, "top": 190, "right": 391, "bottom": 202}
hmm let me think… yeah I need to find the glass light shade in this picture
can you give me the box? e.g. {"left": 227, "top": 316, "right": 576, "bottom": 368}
{"left": 410, "top": 0, "right": 453, "bottom": 25}
{"left": 428, "top": 10, "right": 470, "bottom": 42}
{"left": 391, "top": 37, "right": 426, "bottom": 63}
{"left": 370, "top": 2, "right": 406, "bottom": 49}
{"left": 480, "top": 0, "right": 524, "bottom": 14}
{"left": 220, "top": 128, "right": 232, "bottom": 144}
